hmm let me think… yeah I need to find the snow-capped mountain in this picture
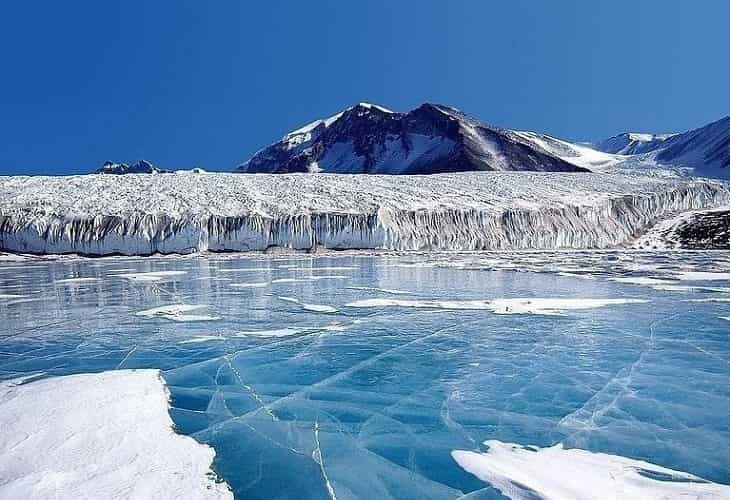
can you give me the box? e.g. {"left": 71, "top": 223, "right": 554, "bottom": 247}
{"left": 594, "top": 115, "right": 730, "bottom": 176}
{"left": 95, "top": 160, "right": 169, "bottom": 174}
{"left": 236, "top": 103, "right": 590, "bottom": 174}
{"left": 594, "top": 133, "right": 675, "bottom": 155}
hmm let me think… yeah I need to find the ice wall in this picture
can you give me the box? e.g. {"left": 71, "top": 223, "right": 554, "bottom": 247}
{"left": 1, "top": 173, "right": 728, "bottom": 255}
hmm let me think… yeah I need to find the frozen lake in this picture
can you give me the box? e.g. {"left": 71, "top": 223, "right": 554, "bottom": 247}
{"left": 1, "top": 251, "right": 729, "bottom": 499}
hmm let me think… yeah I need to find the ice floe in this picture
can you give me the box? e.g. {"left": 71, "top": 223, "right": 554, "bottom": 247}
{"left": 651, "top": 285, "right": 730, "bottom": 293}
{"left": 233, "top": 327, "right": 308, "bottom": 338}
{"left": 452, "top": 440, "right": 730, "bottom": 500}
{"left": 110, "top": 270, "right": 187, "bottom": 282}
{"left": 275, "top": 295, "right": 338, "bottom": 313}
{"left": 674, "top": 271, "right": 730, "bottom": 281}
{"left": 179, "top": 335, "right": 226, "bottom": 344}
{"left": 346, "top": 286, "right": 413, "bottom": 295}
{"left": 609, "top": 277, "right": 673, "bottom": 285}
{"left": 136, "top": 304, "right": 221, "bottom": 322}
{"left": 346, "top": 298, "right": 647, "bottom": 315}
{"left": 230, "top": 282, "right": 269, "bottom": 288}
{"left": 0, "top": 370, "right": 232, "bottom": 499}
{"left": 54, "top": 277, "right": 100, "bottom": 284}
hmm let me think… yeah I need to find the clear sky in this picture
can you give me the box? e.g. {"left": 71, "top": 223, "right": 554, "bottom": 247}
{"left": 1, "top": 1, "right": 728, "bottom": 175}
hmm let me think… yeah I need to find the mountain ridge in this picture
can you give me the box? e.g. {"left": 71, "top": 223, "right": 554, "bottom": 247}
{"left": 235, "top": 102, "right": 590, "bottom": 175}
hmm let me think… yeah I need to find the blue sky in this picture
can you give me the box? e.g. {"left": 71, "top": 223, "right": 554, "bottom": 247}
{"left": 1, "top": 1, "right": 728, "bottom": 175}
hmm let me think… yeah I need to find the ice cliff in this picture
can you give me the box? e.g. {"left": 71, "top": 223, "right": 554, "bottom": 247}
{"left": 1, "top": 172, "right": 729, "bottom": 255}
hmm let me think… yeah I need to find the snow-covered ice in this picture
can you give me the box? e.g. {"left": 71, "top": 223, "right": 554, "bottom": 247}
{"left": 452, "top": 440, "right": 730, "bottom": 500}
{"left": 136, "top": 304, "right": 221, "bottom": 322}
{"left": 346, "top": 297, "right": 647, "bottom": 315}
{"left": 1, "top": 172, "right": 729, "bottom": 255}
{"left": 0, "top": 370, "right": 232, "bottom": 500}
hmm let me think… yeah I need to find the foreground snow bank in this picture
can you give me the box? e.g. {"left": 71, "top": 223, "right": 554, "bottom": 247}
{"left": 452, "top": 440, "right": 730, "bottom": 500}
{"left": 1, "top": 172, "right": 728, "bottom": 255}
{"left": 0, "top": 370, "right": 232, "bottom": 500}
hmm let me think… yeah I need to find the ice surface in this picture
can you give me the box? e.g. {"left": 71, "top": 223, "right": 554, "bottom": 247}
{"left": 0, "top": 370, "right": 232, "bottom": 499}
{"left": 1, "top": 252, "right": 730, "bottom": 499}
{"left": 452, "top": 440, "right": 730, "bottom": 500}
{"left": 137, "top": 304, "right": 221, "bottom": 322}
{"left": 1, "top": 172, "right": 729, "bottom": 255}
{"left": 346, "top": 297, "right": 647, "bottom": 315}
{"left": 111, "top": 270, "right": 188, "bottom": 281}
{"left": 675, "top": 271, "right": 730, "bottom": 281}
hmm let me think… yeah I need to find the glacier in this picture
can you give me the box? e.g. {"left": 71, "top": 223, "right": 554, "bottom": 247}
{"left": 1, "top": 172, "right": 729, "bottom": 256}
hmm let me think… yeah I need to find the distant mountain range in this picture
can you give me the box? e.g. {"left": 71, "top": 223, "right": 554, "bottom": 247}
{"left": 236, "top": 103, "right": 729, "bottom": 178}
{"left": 92, "top": 103, "right": 730, "bottom": 178}
{"left": 235, "top": 103, "right": 589, "bottom": 174}
{"left": 96, "top": 160, "right": 169, "bottom": 175}
{"left": 96, "top": 160, "right": 206, "bottom": 175}
{"left": 593, "top": 115, "right": 730, "bottom": 176}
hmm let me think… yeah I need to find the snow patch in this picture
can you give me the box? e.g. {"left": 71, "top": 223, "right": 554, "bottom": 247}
{"left": 230, "top": 282, "right": 269, "bottom": 288}
{"left": 136, "top": 304, "right": 220, "bottom": 322}
{"left": 0, "top": 370, "right": 232, "bottom": 499}
{"left": 275, "top": 295, "right": 338, "bottom": 314}
{"left": 346, "top": 298, "right": 647, "bottom": 315}
{"left": 452, "top": 440, "right": 727, "bottom": 500}
{"left": 674, "top": 271, "right": 730, "bottom": 281}
{"left": 609, "top": 277, "right": 674, "bottom": 286}
{"left": 110, "top": 270, "right": 187, "bottom": 282}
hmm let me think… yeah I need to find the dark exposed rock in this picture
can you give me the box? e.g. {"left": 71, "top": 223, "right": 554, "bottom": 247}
{"left": 236, "top": 103, "right": 589, "bottom": 174}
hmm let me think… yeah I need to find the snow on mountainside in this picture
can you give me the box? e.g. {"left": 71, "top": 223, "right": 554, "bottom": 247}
{"left": 236, "top": 103, "right": 590, "bottom": 174}
{"left": 1, "top": 172, "right": 728, "bottom": 255}
{"left": 594, "top": 114, "right": 730, "bottom": 177}
{"left": 594, "top": 133, "right": 676, "bottom": 155}
{"left": 96, "top": 160, "right": 169, "bottom": 174}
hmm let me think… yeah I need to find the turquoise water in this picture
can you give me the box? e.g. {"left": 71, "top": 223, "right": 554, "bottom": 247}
{"left": 1, "top": 252, "right": 729, "bottom": 498}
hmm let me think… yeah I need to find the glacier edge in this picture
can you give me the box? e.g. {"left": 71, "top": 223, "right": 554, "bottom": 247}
{"left": 1, "top": 173, "right": 729, "bottom": 255}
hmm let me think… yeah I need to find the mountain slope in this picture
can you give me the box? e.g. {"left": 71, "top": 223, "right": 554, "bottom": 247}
{"left": 594, "top": 133, "right": 675, "bottom": 155}
{"left": 594, "top": 115, "right": 730, "bottom": 177}
{"left": 235, "top": 103, "right": 590, "bottom": 174}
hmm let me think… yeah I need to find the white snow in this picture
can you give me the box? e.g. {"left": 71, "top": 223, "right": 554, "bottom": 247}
{"left": 674, "top": 271, "right": 730, "bottom": 281}
{"left": 651, "top": 284, "right": 730, "bottom": 293}
{"left": 230, "top": 282, "right": 269, "bottom": 288}
{"left": 275, "top": 295, "right": 338, "bottom": 313}
{"left": 110, "top": 271, "right": 187, "bottom": 282}
{"left": 346, "top": 298, "right": 647, "bottom": 315}
{"left": 54, "top": 277, "right": 100, "bottom": 284}
{"left": 346, "top": 286, "right": 413, "bottom": 295}
{"left": 0, "top": 370, "right": 232, "bottom": 500}
{"left": 452, "top": 440, "right": 728, "bottom": 500}
{"left": 233, "top": 327, "right": 307, "bottom": 338}
{"left": 356, "top": 102, "right": 394, "bottom": 113}
{"left": 136, "top": 304, "right": 220, "bottom": 322}
{"left": 1, "top": 172, "right": 728, "bottom": 255}
{"left": 179, "top": 335, "right": 226, "bottom": 344}
{"left": 609, "top": 277, "right": 674, "bottom": 285}
{"left": 513, "top": 130, "right": 622, "bottom": 170}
